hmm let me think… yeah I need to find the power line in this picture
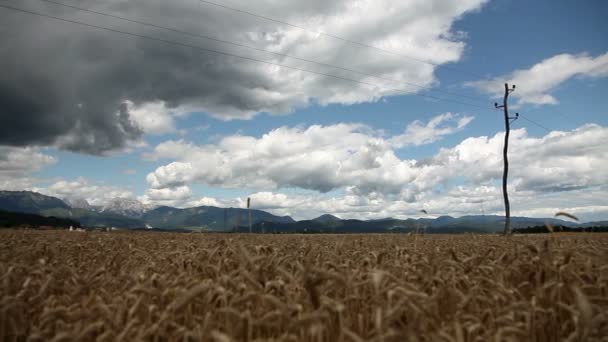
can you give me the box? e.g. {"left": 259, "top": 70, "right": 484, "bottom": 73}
{"left": 524, "top": 106, "right": 580, "bottom": 131}
{"left": 197, "top": 0, "right": 488, "bottom": 80}
{"left": 31, "top": 0, "right": 488, "bottom": 104}
{"left": 0, "top": 2, "right": 487, "bottom": 109}
{"left": 518, "top": 114, "right": 552, "bottom": 133}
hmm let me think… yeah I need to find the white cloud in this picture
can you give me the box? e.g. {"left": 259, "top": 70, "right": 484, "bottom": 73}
{"left": 0, "top": 146, "right": 57, "bottom": 190}
{"left": 126, "top": 101, "right": 178, "bottom": 135}
{"left": 430, "top": 124, "right": 608, "bottom": 192}
{"left": 139, "top": 186, "right": 237, "bottom": 208}
{"left": 0, "top": 146, "right": 56, "bottom": 177}
{"left": 1, "top": 0, "right": 491, "bottom": 156}
{"left": 253, "top": 188, "right": 500, "bottom": 220}
{"left": 142, "top": 122, "right": 608, "bottom": 221}
{"left": 467, "top": 52, "right": 608, "bottom": 105}
{"left": 186, "top": 196, "right": 227, "bottom": 208}
{"left": 40, "top": 178, "right": 134, "bottom": 206}
{"left": 138, "top": 185, "right": 193, "bottom": 207}
{"left": 390, "top": 112, "right": 473, "bottom": 148}
{"left": 202, "top": 0, "right": 489, "bottom": 116}
{"left": 20, "top": 0, "right": 488, "bottom": 120}
{"left": 145, "top": 113, "right": 472, "bottom": 195}
{"left": 0, "top": 177, "right": 41, "bottom": 192}
{"left": 172, "top": 182, "right": 608, "bottom": 222}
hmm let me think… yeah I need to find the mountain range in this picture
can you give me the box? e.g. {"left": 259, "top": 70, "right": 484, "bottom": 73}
{"left": 237, "top": 215, "right": 608, "bottom": 234}
{"left": 64, "top": 197, "right": 154, "bottom": 217}
{"left": 0, "top": 190, "right": 605, "bottom": 233}
{"left": 0, "top": 191, "right": 293, "bottom": 230}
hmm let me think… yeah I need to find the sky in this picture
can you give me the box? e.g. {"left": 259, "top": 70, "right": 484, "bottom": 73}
{"left": 0, "top": 0, "right": 607, "bottom": 221}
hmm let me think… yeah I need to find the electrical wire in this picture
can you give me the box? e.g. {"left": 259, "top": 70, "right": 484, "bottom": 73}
{"left": 518, "top": 114, "right": 552, "bottom": 133}
{"left": 0, "top": 2, "right": 488, "bottom": 109}
{"left": 197, "top": 0, "right": 489, "bottom": 80}
{"left": 31, "top": 0, "right": 488, "bottom": 104}
{"left": 6, "top": 1, "right": 561, "bottom": 135}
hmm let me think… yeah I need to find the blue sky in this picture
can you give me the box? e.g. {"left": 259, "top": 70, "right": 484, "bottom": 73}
{"left": 1, "top": 0, "right": 607, "bottom": 221}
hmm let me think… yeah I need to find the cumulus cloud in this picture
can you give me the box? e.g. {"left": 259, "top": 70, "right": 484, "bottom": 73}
{"left": 0, "top": 146, "right": 57, "bottom": 177}
{"left": 138, "top": 185, "right": 193, "bottom": 207}
{"left": 186, "top": 196, "right": 227, "bottom": 208}
{"left": 239, "top": 184, "right": 608, "bottom": 222}
{"left": 247, "top": 188, "right": 500, "bottom": 220}
{"left": 162, "top": 181, "right": 607, "bottom": 222}
{"left": 430, "top": 124, "right": 608, "bottom": 192}
{"left": 145, "top": 113, "right": 472, "bottom": 195}
{"left": 0, "top": 0, "right": 486, "bottom": 154}
{"left": 145, "top": 120, "right": 608, "bottom": 197}
{"left": 21, "top": 122, "right": 598, "bottom": 220}
{"left": 125, "top": 101, "right": 178, "bottom": 135}
{"left": 0, "top": 178, "right": 40, "bottom": 191}
{"left": 39, "top": 177, "right": 135, "bottom": 206}
{"left": 167, "top": 182, "right": 608, "bottom": 222}
{"left": 390, "top": 112, "right": 473, "bottom": 148}
{"left": 467, "top": 52, "right": 608, "bottom": 105}
{"left": 0, "top": 145, "right": 57, "bottom": 190}
{"left": 138, "top": 185, "right": 237, "bottom": 208}
{"left": 142, "top": 122, "right": 608, "bottom": 221}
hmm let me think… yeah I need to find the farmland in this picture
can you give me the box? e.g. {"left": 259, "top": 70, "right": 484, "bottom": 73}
{"left": 1, "top": 230, "right": 607, "bottom": 341}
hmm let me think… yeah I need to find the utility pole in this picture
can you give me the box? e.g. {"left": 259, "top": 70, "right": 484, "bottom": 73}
{"left": 495, "top": 83, "right": 519, "bottom": 235}
{"left": 247, "top": 197, "right": 252, "bottom": 233}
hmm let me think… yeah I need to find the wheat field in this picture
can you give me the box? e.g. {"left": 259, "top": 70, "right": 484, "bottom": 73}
{"left": 0, "top": 230, "right": 606, "bottom": 341}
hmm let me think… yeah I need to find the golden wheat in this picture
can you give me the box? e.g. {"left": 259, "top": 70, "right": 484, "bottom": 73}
{"left": 0, "top": 230, "right": 606, "bottom": 341}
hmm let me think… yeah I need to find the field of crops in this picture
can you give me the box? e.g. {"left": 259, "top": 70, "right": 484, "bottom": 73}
{"left": 1, "top": 230, "right": 606, "bottom": 341}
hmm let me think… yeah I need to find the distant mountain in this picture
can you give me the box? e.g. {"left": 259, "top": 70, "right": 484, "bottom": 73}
{"left": 433, "top": 215, "right": 457, "bottom": 225}
{"left": 1, "top": 190, "right": 606, "bottom": 232}
{"left": 241, "top": 214, "right": 601, "bottom": 234}
{"left": 40, "top": 208, "right": 144, "bottom": 229}
{"left": 142, "top": 205, "right": 294, "bottom": 230}
{"left": 312, "top": 214, "right": 341, "bottom": 223}
{"left": 0, "top": 191, "right": 69, "bottom": 214}
{"left": 429, "top": 215, "right": 583, "bottom": 233}
{"left": 514, "top": 225, "right": 608, "bottom": 234}
{"left": 0, "top": 191, "right": 144, "bottom": 228}
{"left": 100, "top": 198, "right": 152, "bottom": 218}
{"left": 64, "top": 197, "right": 94, "bottom": 210}
{"left": 585, "top": 220, "right": 608, "bottom": 227}
{"left": 0, "top": 209, "right": 80, "bottom": 228}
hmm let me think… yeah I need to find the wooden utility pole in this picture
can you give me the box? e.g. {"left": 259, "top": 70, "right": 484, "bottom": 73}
{"left": 247, "top": 197, "right": 252, "bottom": 233}
{"left": 495, "top": 83, "right": 518, "bottom": 235}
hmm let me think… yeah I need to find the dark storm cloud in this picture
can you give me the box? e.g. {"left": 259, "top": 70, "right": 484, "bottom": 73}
{"left": 0, "top": 0, "right": 296, "bottom": 154}
{"left": 0, "top": 0, "right": 482, "bottom": 154}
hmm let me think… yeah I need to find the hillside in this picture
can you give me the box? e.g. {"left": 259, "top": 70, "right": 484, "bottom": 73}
{"left": 312, "top": 214, "right": 341, "bottom": 223}
{"left": 0, "top": 191, "right": 69, "bottom": 214}
{"left": 0, "top": 209, "right": 80, "bottom": 228}
{"left": 0, "top": 191, "right": 604, "bottom": 232}
{"left": 239, "top": 214, "right": 595, "bottom": 234}
{"left": 142, "top": 206, "right": 294, "bottom": 230}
